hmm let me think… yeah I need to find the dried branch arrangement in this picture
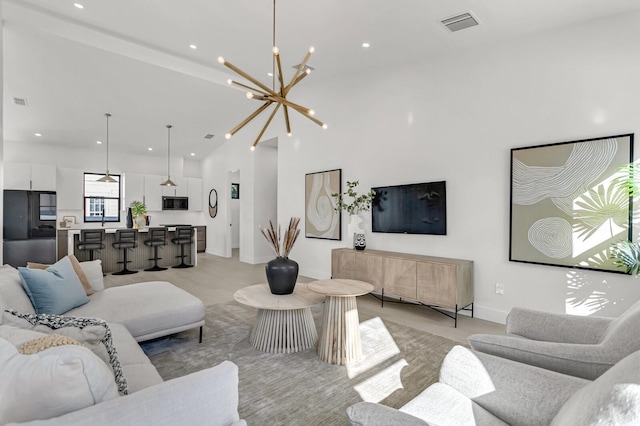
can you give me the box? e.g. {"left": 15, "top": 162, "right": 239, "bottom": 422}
{"left": 260, "top": 217, "right": 301, "bottom": 258}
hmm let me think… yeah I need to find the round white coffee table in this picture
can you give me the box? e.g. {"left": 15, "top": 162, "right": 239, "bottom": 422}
{"left": 233, "top": 283, "right": 325, "bottom": 354}
{"left": 308, "top": 279, "right": 374, "bottom": 365}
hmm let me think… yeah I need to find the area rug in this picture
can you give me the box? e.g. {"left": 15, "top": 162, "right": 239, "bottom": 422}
{"left": 141, "top": 302, "right": 462, "bottom": 425}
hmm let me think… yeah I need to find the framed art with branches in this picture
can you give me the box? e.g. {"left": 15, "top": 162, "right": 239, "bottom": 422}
{"left": 510, "top": 133, "right": 634, "bottom": 273}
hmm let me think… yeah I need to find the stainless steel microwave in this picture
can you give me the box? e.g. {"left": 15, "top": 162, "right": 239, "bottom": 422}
{"left": 162, "top": 196, "right": 189, "bottom": 210}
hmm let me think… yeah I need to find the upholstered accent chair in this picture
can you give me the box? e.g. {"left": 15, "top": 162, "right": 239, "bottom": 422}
{"left": 468, "top": 299, "right": 640, "bottom": 380}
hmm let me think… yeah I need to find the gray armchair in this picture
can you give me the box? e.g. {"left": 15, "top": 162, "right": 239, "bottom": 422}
{"left": 468, "top": 299, "right": 640, "bottom": 380}
{"left": 346, "top": 345, "right": 640, "bottom": 426}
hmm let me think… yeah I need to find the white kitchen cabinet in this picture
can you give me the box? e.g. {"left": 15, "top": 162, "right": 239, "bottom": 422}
{"left": 188, "top": 177, "right": 203, "bottom": 211}
{"left": 56, "top": 167, "right": 84, "bottom": 210}
{"left": 5, "top": 162, "right": 56, "bottom": 191}
{"left": 122, "top": 173, "right": 144, "bottom": 210}
{"left": 144, "top": 174, "right": 163, "bottom": 211}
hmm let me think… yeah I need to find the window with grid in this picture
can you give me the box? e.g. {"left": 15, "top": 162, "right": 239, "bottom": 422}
{"left": 83, "top": 173, "right": 121, "bottom": 223}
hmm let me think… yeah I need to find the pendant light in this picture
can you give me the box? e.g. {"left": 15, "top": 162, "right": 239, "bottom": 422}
{"left": 97, "top": 113, "right": 117, "bottom": 183}
{"left": 160, "top": 124, "right": 176, "bottom": 187}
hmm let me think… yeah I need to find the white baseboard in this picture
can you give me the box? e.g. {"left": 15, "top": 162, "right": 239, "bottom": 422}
{"left": 473, "top": 305, "right": 508, "bottom": 325}
{"left": 239, "top": 255, "right": 272, "bottom": 265}
{"left": 206, "top": 248, "right": 228, "bottom": 258}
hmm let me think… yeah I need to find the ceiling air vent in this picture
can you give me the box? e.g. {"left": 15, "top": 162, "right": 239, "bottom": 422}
{"left": 203, "top": 134, "right": 215, "bottom": 139}
{"left": 291, "top": 64, "right": 315, "bottom": 72}
{"left": 13, "top": 97, "right": 27, "bottom": 106}
{"left": 441, "top": 12, "right": 479, "bottom": 32}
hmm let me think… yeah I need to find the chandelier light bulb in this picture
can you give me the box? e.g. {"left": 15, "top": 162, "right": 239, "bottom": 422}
{"left": 217, "top": 56, "right": 225, "bottom": 64}
{"left": 225, "top": 133, "right": 232, "bottom": 139}
{"left": 287, "top": 132, "right": 292, "bottom": 137}
{"left": 322, "top": 124, "right": 328, "bottom": 129}
{"left": 308, "top": 109, "right": 315, "bottom": 116}
{"left": 273, "top": 46, "right": 279, "bottom": 55}
{"left": 227, "top": 79, "right": 233, "bottom": 85}
{"left": 250, "top": 146, "right": 255, "bottom": 151}
{"left": 309, "top": 47, "right": 315, "bottom": 53}
{"left": 246, "top": 92, "right": 254, "bottom": 99}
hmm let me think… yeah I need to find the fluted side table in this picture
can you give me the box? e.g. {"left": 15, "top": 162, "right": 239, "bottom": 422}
{"left": 308, "top": 279, "right": 374, "bottom": 365}
{"left": 233, "top": 283, "right": 325, "bottom": 354}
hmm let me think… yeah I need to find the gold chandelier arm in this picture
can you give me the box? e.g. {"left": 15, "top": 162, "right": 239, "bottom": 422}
{"left": 265, "top": 95, "right": 325, "bottom": 127}
{"left": 283, "top": 105, "right": 291, "bottom": 135}
{"left": 220, "top": 59, "right": 278, "bottom": 96}
{"left": 285, "top": 48, "right": 313, "bottom": 94}
{"left": 284, "top": 70, "right": 310, "bottom": 94}
{"left": 229, "top": 80, "right": 270, "bottom": 97}
{"left": 252, "top": 103, "right": 282, "bottom": 149}
{"left": 227, "top": 101, "right": 273, "bottom": 137}
{"left": 274, "top": 51, "right": 286, "bottom": 94}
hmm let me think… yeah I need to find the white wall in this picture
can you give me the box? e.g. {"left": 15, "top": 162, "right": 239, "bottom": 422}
{"left": 201, "top": 134, "right": 278, "bottom": 264}
{"left": 277, "top": 12, "right": 640, "bottom": 323}
{"left": 252, "top": 145, "right": 278, "bottom": 263}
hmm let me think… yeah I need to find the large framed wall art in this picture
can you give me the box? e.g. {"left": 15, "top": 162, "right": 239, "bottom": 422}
{"left": 510, "top": 133, "right": 634, "bottom": 273}
{"left": 305, "top": 169, "right": 342, "bottom": 240}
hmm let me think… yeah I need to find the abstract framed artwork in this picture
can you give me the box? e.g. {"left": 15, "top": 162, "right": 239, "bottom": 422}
{"left": 510, "top": 133, "right": 634, "bottom": 273}
{"left": 305, "top": 169, "right": 342, "bottom": 240}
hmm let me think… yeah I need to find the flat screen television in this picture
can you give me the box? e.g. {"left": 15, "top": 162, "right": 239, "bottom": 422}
{"left": 372, "top": 181, "right": 446, "bottom": 235}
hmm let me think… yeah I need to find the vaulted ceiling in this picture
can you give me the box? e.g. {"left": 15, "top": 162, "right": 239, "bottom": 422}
{"left": 4, "top": 0, "right": 640, "bottom": 159}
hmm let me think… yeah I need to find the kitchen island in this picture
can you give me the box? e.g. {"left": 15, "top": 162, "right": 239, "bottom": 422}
{"left": 61, "top": 227, "right": 198, "bottom": 273}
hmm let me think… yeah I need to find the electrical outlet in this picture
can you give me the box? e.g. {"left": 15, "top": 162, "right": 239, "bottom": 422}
{"left": 495, "top": 282, "right": 504, "bottom": 295}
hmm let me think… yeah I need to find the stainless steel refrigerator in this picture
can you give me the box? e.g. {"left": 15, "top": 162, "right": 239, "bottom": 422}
{"left": 3, "top": 190, "right": 57, "bottom": 267}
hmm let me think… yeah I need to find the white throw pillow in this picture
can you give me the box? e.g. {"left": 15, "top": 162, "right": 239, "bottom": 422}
{"left": 79, "top": 260, "right": 105, "bottom": 292}
{"left": 0, "top": 337, "right": 119, "bottom": 424}
{"left": 2, "top": 310, "right": 128, "bottom": 395}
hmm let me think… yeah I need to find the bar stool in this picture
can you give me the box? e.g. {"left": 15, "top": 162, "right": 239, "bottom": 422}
{"left": 77, "top": 229, "right": 105, "bottom": 261}
{"left": 172, "top": 226, "right": 194, "bottom": 268}
{"left": 144, "top": 227, "right": 167, "bottom": 271}
{"left": 112, "top": 229, "right": 138, "bottom": 275}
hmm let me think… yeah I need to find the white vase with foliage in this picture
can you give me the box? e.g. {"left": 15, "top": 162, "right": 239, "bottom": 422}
{"left": 332, "top": 181, "right": 375, "bottom": 249}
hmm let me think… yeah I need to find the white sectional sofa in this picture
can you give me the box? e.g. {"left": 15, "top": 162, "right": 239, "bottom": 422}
{"left": 0, "top": 262, "right": 245, "bottom": 425}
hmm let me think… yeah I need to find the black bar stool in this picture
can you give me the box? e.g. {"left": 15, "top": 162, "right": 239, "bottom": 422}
{"left": 112, "top": 229, "right": 138, "bottom": 275}
{"left": 144, "top": 227, "right": 167, "bottom": 271}
{"left": 77, "top": 229, "right": 105, "bottom": 261}
{"left": 172, "top": 226, "right": 194, "bottom": 268}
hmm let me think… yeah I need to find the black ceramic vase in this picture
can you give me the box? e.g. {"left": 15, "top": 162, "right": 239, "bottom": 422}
{"left": 126, "top": 208, "right": 133, "bottom": 228}
{"left": 266, "top": 257, "right": 299, "bottom": 295}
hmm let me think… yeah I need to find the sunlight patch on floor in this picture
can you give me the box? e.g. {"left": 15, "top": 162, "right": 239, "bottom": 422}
{"left": 353, "top": 359, "right": 408, "bottom": 403}
{"left": 347, "top": 317, "right": 401, "bottom": 379}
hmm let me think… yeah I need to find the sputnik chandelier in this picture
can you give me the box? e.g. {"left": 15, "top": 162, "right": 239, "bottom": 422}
{"left": 218, "top": 0, "right": 326, "bottom": 150}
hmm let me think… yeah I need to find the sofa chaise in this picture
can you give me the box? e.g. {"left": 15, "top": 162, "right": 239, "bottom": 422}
{"left": 0, "top": 261, "right": 244, "bottom": 425}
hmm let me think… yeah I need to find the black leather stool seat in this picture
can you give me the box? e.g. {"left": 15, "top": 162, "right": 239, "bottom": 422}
{"left": 77, "top": 229, "right": 105, "bottom": 261}
{"left": 172, "top": 226, "right": 194, "bottom": 268}
{"left": 144, "top": 227, "right": 167, "bottom": 271}
{"left": 112, "top": 229, "right": 138, "bottom": 275}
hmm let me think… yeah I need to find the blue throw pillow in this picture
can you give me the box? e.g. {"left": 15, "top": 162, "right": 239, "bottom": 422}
{"left": 18, "top": 256, "right": 89, "bottom": 315}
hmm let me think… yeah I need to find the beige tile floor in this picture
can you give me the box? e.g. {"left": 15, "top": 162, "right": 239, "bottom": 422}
{"left": 104, "top": 250, "right": 504, "bottom": 344}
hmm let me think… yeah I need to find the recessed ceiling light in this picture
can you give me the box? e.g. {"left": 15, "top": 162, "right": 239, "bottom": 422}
{"left": 34, "top": 133, "right": 42, "bottom": 137}
{"left": 362, "top": 42, "right": 370, "bottom": 48}
{"left": 74, "top": 3, "right": 84, "bottom": 9}
{"left": 190, "top": 153, "right": 196, "bottom": 156}
{"left": 96, "top": 140, "right": 102, "bottom": 144}
{"left": 148, "top": 147, "right": 153, "bottom": 151}
{"left": 189, "top": 44, "right": 197, "bottom": 50}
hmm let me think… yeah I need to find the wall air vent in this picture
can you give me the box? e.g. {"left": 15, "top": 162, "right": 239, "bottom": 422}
{"left": 13, "top": 97, "right": 27, "bottom": 106}
{"left": 203, "top": 134, "right": 215, "bottom": 139}
{"left": 441, "top": 12, "right": 479, "bottom": 32}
